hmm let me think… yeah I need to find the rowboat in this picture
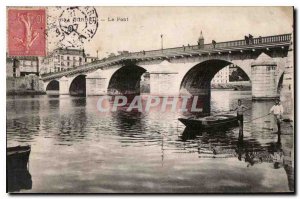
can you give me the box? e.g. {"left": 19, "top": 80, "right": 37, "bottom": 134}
{"left": 7, "top": 145, "right": 31, "bottom": 170}
{"left": 7, "top": 168, "right": 32, "bottom": 192}
{"left": 178, "top": 114, "right": 238, "bottom": 130}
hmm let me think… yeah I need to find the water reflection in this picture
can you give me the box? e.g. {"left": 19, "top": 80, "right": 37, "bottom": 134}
{"left": 6, "top": 91, "right": 294, "bottom": 193}
{"left": 58, "top": 99, "right": 88, "bottom": 145}
{"left": 179, "top": 124, "right": 293, "bottom": 191}
{"left": 7, "top": 169, "right": 32, "bottom": 192}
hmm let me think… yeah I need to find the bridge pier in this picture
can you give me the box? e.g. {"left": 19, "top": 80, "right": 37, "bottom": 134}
{"left": 149, "top": 72, "right": 179, "bottom": 96}
{"left": 280, "top": 33, "right": 294, "bottom": 121}
{"left": 86, "top": 70, "right": 107, "bottom": 96}
{"left": 147, "top": 60, "right": 182, "bottom": 96}
{"left": 59, "top": 76, "right": 70, "bottom": 95}
{"left": 251, "top": 53, "right": 278, "bottom": 100}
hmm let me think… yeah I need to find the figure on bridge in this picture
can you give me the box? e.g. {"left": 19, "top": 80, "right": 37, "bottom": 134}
{"left": 249, "top": 34, "right": 254, "bottom": 44}
{"left": 245, "top": 34, "right": 254, "bottom": 45}
{"left": 245, "top": 36, "right": 249, "bottom": 45}
{"left": 212, "top": 40, "right": 216, "bottom": 48}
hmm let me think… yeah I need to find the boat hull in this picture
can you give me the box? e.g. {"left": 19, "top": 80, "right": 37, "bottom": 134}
{"left": 7, "top": 146, "right": 31, "bottom": 170}
{"left": 178, "top": 115, "right": 238, "bottom": 130}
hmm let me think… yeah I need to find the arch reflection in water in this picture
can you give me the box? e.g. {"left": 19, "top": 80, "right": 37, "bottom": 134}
{"left": 58, "top": 97, "right": 88, "bottom": 145}
{"left": 6, "top": 91, "right": 293, "bottom": 193}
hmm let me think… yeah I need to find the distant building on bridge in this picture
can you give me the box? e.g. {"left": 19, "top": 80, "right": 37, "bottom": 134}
{"left": 40, "top": 48, "right": 98, "bottom": 74}
{"left": 211, "top": 64, "right": 252, "bottom": 85}
{"left": 229, "top": 64, "right": 250, "bottom": 82}
{"left": 211, "top": 65, "right": 230, "bottom": 84}
{"left": 197, "top": 31, "right": 204, "bottom": 48}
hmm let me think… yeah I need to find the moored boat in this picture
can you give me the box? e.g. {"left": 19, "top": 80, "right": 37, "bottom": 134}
{"left": 7, "top": 168, "right": 32, "bottom": 192}
{"left": 178, "top": 114, "right": 238, "bottom": 130}
{"left": 7, "top": 145, "right": 31, "bottom": 170}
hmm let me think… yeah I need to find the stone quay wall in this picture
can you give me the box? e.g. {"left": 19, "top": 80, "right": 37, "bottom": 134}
{"left": 7, "top": 74, "right": 45, "bottom": 95}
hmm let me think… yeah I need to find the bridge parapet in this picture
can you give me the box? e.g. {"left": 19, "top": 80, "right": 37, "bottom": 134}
{"left": 41, "top": 33, "right": 291, "bottom": 81}
{"left": 128, "top": 33, "right": 291, "bottom": 57}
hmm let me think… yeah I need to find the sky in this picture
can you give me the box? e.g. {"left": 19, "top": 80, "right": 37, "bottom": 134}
{"left": 47, "top": 6, "right": 293, "bottom": 58}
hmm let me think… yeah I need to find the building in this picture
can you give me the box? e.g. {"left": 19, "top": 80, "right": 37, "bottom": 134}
{"left": 6, "top": 56, "right": 39, "bottom": 77}
{"left": 6, "top": 57, "right": 18, "bottom": 77}
{"left": 40, "top": 48, "right": 98, "bottom": 74}
{"left": 211, "top": 65, "right": 230, "bottom": 84}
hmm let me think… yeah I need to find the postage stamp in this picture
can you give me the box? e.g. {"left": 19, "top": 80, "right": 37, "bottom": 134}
{"left": 8, "top": 8, "right": 46, "bottom": 56}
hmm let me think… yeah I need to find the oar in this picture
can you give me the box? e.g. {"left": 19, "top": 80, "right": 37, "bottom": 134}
{"left": 211, "top": 110, "right": 234, "bottom": 115}
{"left": 244, "top": 113, "right": 271, "bottom": 123}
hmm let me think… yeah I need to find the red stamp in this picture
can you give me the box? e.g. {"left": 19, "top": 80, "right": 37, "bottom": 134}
{"left": 8, "top": 9, "right": 46, "bottom": 56}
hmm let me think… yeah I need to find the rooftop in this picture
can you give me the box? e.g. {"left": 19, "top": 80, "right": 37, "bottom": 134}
{"left": 7, "top": 56, "right": 38, "bottom": 61}
{"left": 53, "top": 48, "right": 85, "bottom": 56}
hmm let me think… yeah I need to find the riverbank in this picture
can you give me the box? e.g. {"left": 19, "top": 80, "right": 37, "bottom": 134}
{"left": 7, "top": 89, "right": 46, "bottom": 96}
{"left": 7, "top": 75, "right": 45, "bottom": 96}
{"left": 211, "top": 82, "right": 251, "bottom": 91}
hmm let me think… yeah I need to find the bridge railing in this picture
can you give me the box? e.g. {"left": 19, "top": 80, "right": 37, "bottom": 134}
{"left": 42, "top": 33, "right": 291, "bottom": 79}
{"left": 41, "top": 54, "right": 129, "bottom": 78}
{"left": 129, "top": 33, "right": 291, "bottom": 57}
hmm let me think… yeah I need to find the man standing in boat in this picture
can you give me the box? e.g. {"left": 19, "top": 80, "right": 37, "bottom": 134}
{"left": 231, "top": 99, "right": 249, "bottom": 130}
{"left": 269, "top": 99, "right": 284, "bottom": 133}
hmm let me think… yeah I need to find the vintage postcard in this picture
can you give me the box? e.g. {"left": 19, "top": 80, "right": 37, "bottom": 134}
{"left": 6, "top": 6, "right": 294, "bottom": 193}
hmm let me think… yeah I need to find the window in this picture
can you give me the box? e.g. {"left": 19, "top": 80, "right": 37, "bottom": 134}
{"left": 24, "top": 60, "right": 31, "bottom": 66}
{"left": 79, "top": 57, "right": 82, "bottom": 62}
{"left": 85, "top": 58, "right": 87, "bottom": 62}
{"left": 67, "top": 56, "right": 70, "bottom": 60}
{"left": 13, "top": 65, "right": 16, "bottom": 77}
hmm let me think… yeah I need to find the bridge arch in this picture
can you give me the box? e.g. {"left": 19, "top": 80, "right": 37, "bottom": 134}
{"left": 46, "top": 80, "right": 59, "bottom": 91}
{"left": 108, "top": 64, "right": 147, "bottom": 95}
{"left": 45, "top": 80, "right": 59, "bottom": 95}
{"left": 179, "top": 59, "right": 251, "bottom": 113}
{"left": 69, "top": 75, "right": 86, "bottom": 96}
{"left": 277, "top": 72, "right": 285, "bottom": 93}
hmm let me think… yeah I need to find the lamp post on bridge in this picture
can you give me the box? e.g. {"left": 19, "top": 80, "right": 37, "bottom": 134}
{"left": 161, "top": 34, "right": 164, "bottom": 52}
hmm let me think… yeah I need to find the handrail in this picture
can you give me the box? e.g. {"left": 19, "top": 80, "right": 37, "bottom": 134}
{"left": 41, "top": 33, "right": 291, "bottom": 80}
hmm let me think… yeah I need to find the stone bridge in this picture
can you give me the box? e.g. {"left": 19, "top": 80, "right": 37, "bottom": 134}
{"left": 42, "top": 33, "right": 292, "bottom": 103}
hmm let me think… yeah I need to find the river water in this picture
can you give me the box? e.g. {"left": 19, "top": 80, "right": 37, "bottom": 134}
{"left": 6, "top": 90, "right": 294, "bottom": 193}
